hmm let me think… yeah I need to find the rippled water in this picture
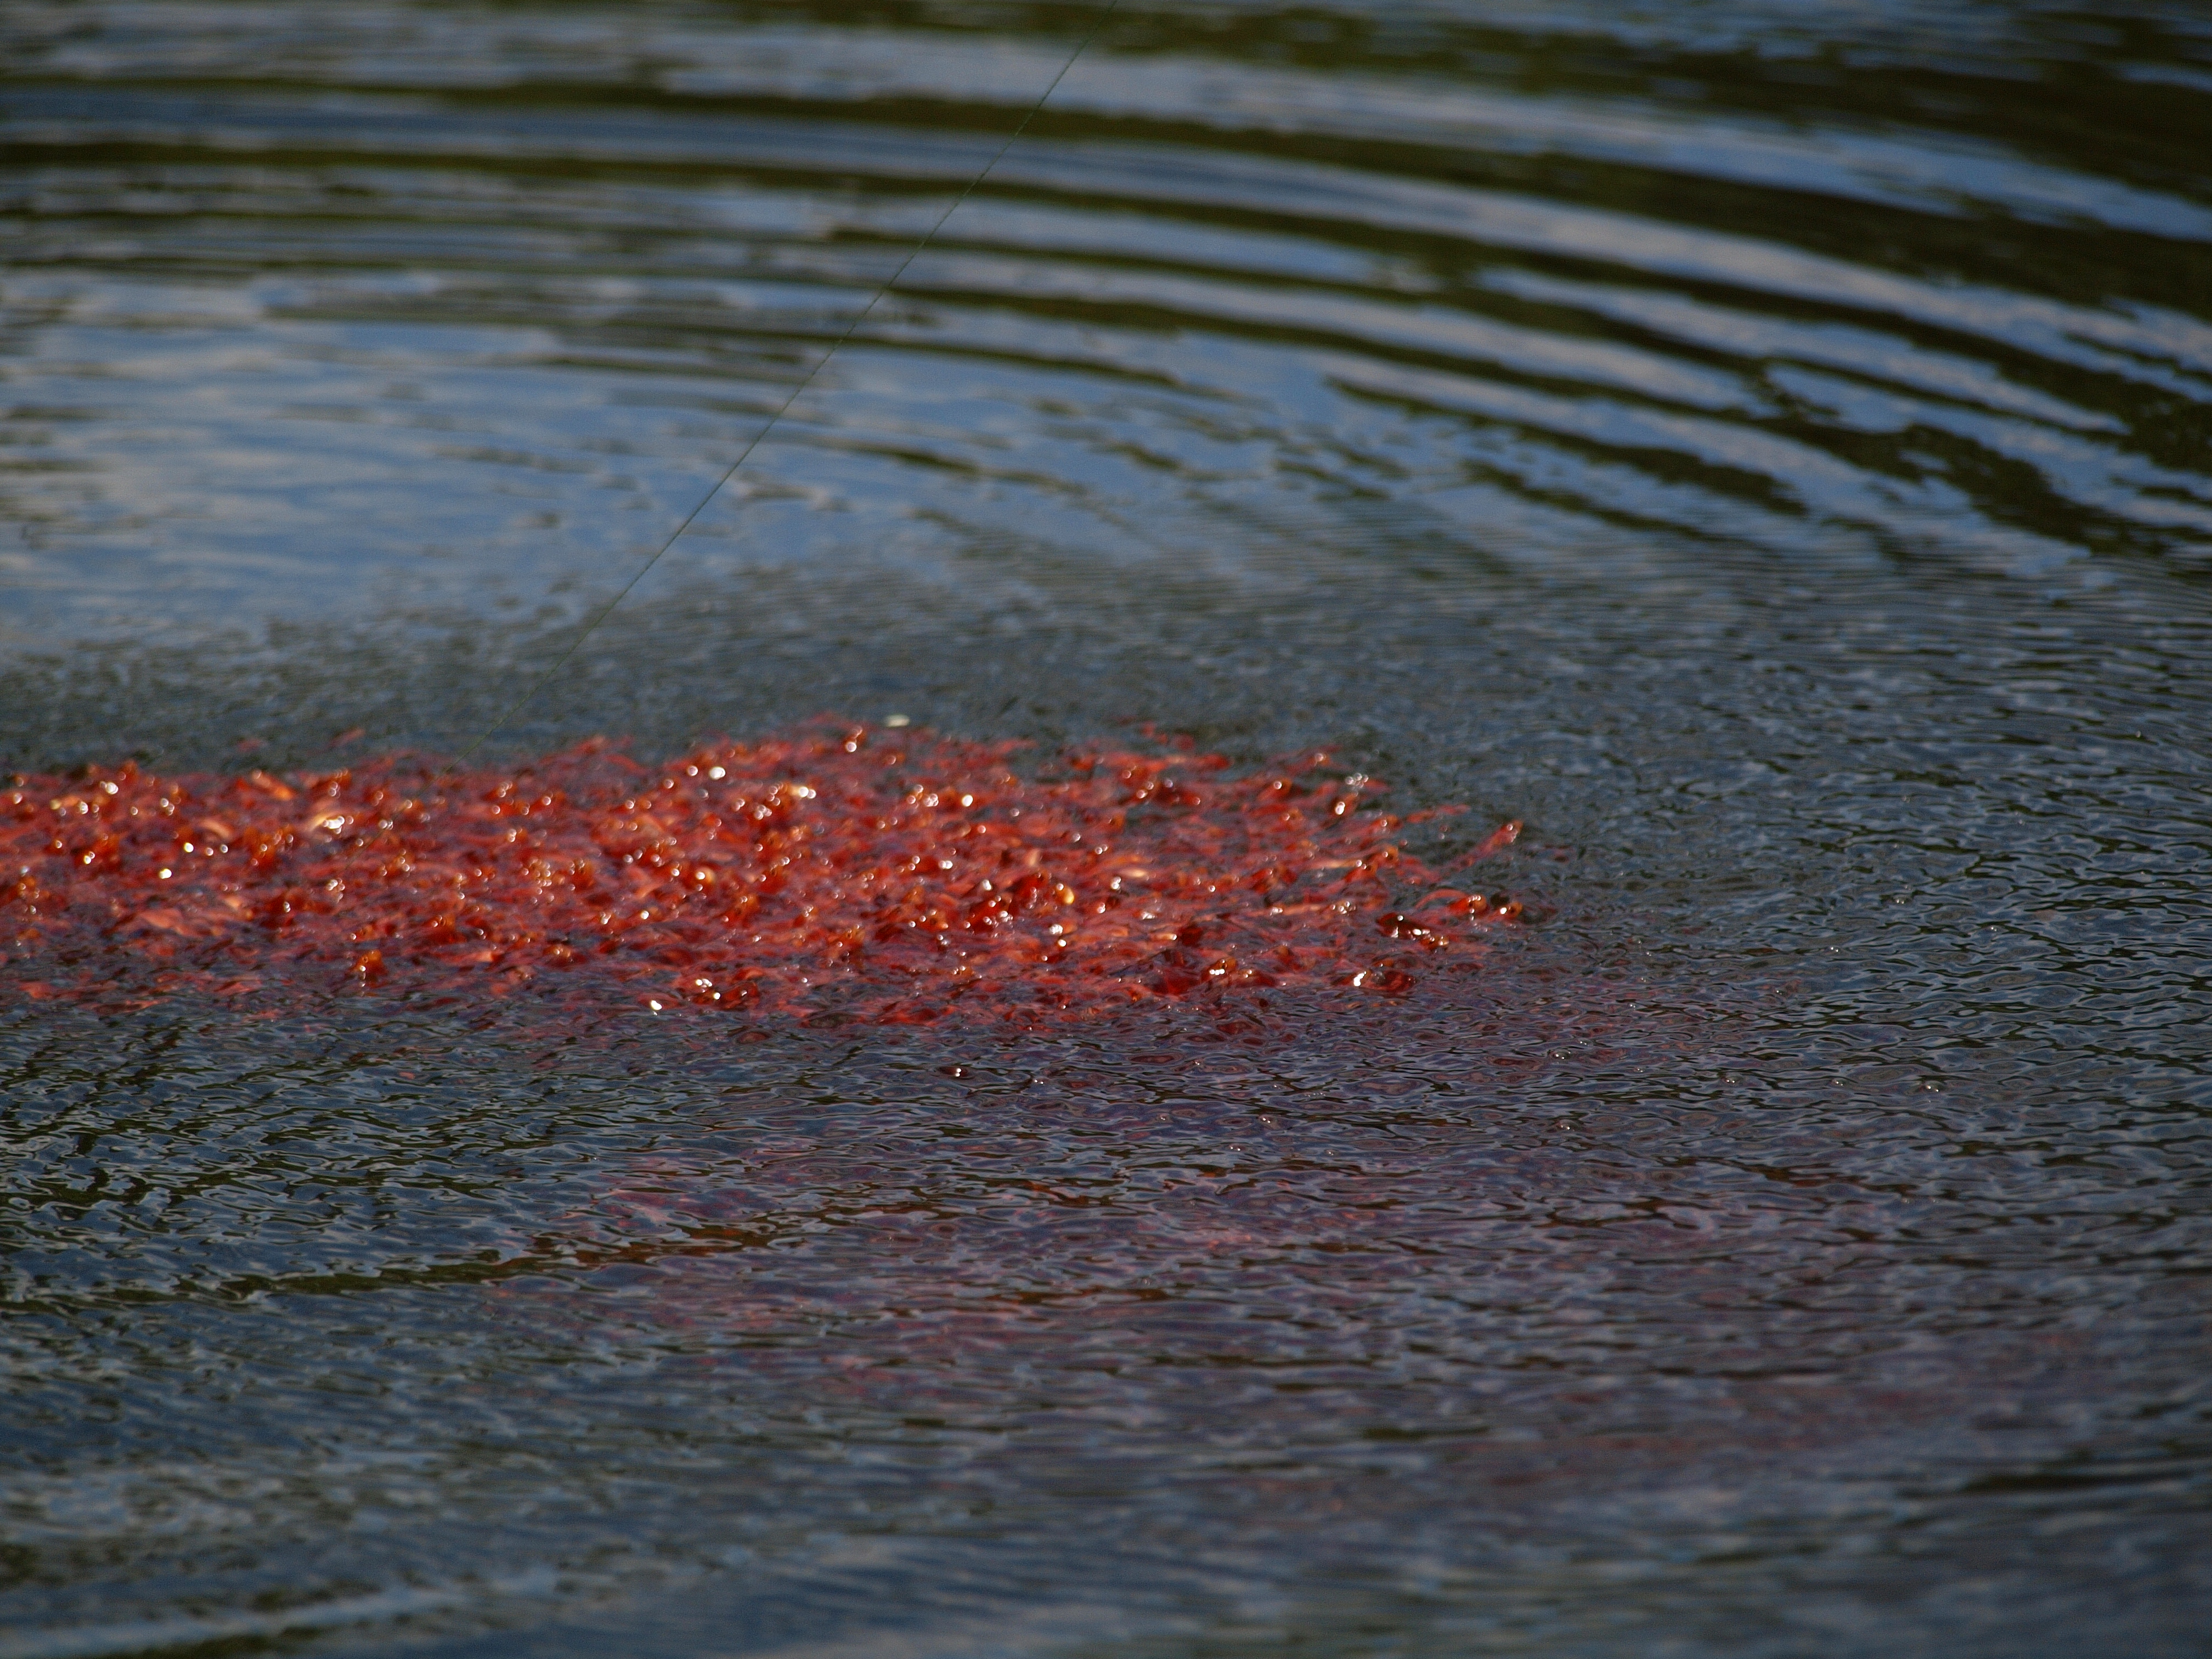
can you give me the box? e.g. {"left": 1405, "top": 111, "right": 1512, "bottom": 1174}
{"left": 4, "top": 3, "right": 2210, "bottom": 1654}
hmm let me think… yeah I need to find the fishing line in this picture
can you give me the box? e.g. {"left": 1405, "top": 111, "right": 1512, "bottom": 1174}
{"left": 457, "top": 1, "right": 1120, "bottom": 761}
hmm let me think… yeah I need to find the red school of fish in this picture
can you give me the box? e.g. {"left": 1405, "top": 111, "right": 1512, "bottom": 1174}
{"left": 1, "top": 724, "right": 1523, "bottom": 1026}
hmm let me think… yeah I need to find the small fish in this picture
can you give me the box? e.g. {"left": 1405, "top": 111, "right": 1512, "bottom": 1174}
{"left": 1, "top": 725, "right": 1528, "bottom": 1026}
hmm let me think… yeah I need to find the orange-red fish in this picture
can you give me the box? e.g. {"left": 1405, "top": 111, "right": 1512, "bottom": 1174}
{"left": 1, "top": 724, "right": 1523, "bottom": 1026}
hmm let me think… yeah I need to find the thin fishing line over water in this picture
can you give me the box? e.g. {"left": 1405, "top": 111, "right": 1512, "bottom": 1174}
{"left": 457, "top": 0, "right": 1122, "bottom": 763}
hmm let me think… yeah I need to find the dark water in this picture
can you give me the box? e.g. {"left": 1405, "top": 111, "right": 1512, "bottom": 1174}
{"left": 4, "top": 2, "right": 2211, "bottom": 1653}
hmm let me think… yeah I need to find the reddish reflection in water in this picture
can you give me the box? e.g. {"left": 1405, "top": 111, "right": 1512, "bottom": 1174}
{"left": 2, "top": 724, "right": 1523, "bottom": 1025}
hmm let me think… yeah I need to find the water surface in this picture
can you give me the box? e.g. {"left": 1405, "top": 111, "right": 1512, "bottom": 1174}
{"left": 3, "top": 2, "right": 2209, "bottom": 1654}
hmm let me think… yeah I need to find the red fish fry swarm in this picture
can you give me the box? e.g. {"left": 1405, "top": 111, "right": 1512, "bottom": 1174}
{"left": 1, "top": 726, "right": 1523, "bottom": 1024}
